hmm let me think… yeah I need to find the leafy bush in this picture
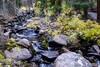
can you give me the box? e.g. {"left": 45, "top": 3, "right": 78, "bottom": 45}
{"left": 31, "top": 0, "right": 100, "bottom": 46}
{"left": 43, "top": 1, "right": 100, "bottom": 46}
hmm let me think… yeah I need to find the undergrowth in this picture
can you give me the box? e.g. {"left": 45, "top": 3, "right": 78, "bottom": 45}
{"left": 31, "top": 0, "right": 100, "bottom": 46}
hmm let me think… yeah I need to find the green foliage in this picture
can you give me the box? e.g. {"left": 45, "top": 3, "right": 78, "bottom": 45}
{"left": 6, "top": 58, "right": 12, "bottom": 65}
{"left": 0, "top": 53, "right": 12, "bottom": 65}
{"left": 0, "top": 52, "right": 22, "bottom": 66}
{"left": 79, "top": 20, "right": 100, "bottom": 40}
{"left": 10, "top": 38, "right": 16, "bottom": 43}
{"left": 16, "top": 0, "right": 22, "bottom": 7}
{"left": 34, "top": 0, "right": 63, "bottom": 16}
{"left": 41, "top": 40, "right": 48, "bottom": 49}
{"left": 67, "top": 2, "right": 96, "bottom": 8}
{"left": 57, "top": 11, "right": 100, "bottom": 45}
{"left": 0, "top": 53, "right": 5, "bottom": 62}
{"left": 43, "top": 2, "right": 100, "bottom": 45}
{"left": 6, "top": 38, "right": 22, "bottom": 50}
{"left": 32, "top": 0, "right": 99, "bottom": 46}
{"left": 6, "top": 38, "right": 16, "bottom": 50}
{"left": 97, "top": 40, "right": 100, "bottom": 46}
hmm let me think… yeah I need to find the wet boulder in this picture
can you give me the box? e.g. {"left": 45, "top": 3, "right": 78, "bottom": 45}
{"left": 4, "top": 48, "right": 32, "bottom": 60}
{"left": 54, "top": 52, "right": 92, "bottom": 67}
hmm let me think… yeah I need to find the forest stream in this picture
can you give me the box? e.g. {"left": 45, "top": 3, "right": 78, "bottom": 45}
{"left": 0, "top": 7, "right": 100, "bottom": 67}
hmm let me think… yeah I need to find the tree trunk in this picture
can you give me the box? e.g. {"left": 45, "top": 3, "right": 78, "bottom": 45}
{"left": 0, "top": 0, "right": 16, "bottom": 16}
{"left": 83, "top": 7, "right": 88, "bottom": 19}
{"left": 82, "top": 0, "right": 88, "bottom": 19}
{"left": 97, "top": 0, "right": 100, "bottom": 24}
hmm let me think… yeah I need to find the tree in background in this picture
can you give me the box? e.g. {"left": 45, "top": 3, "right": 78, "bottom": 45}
{"left": 16, "top": 0, "right": 22, "bottom": 8}
{"left": 97, "top": 0, "right": 100, "bottom": 23}
{"left": 35, "top": 0, "right": 62, "bottom": 13}
{"left": 67, "top": 0, "right": 95, "bottom": 19}
{"left": 0, "top": 0, "right": 16, "bottom": 16}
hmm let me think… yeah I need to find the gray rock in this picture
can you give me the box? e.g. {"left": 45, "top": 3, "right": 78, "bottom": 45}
{"left": 88, "top": 12, "right": 97, "bottom": 20}
{"left": 4, "top": 48, "right": 32, "bottom": 60}
{"left": 42, "top": 51, "right": 59, "bottom": 59}
{"left": 53, "top": 35, "right": 67, "bottom": 46}
{"left": 54, "top": 52, "right": 92, "bottom": 67}
{"left": 17, "top": 38, "right": 30, "bottom": 48}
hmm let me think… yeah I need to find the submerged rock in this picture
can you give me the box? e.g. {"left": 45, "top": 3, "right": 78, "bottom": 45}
{"left": 4, "top": 48, "right": 32, "bottom": 60}
{"left": 17, "top": 38, "right": 30, "bottom": 48}
{"left": 54, "top": 52, "right": 92, "bottom": 67}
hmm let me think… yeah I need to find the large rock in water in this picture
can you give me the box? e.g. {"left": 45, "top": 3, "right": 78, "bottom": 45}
{"left": 4, "top": 48, "right": 32, "bottom": 60}
{"left": 54, "top": 52, "right": 92, "bottom": 67}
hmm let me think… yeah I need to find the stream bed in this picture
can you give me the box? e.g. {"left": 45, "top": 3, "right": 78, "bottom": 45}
{"left": 8, "top": 10, "right": 57, "bottom": 67}
{"left": 1, "top": 10, "right": 100, "bottom": 67}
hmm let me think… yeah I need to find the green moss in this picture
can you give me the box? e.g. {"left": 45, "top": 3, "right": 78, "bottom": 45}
{"left": 6, "top": 42, "right": 11, "bottom": 46}
{"left": 10, "top": 38, "right": 16, "bottom": 43}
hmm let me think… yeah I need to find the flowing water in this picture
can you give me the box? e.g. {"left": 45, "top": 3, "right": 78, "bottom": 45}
{"left": 9, "top": 10, "right": 57, "bottom": 67}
